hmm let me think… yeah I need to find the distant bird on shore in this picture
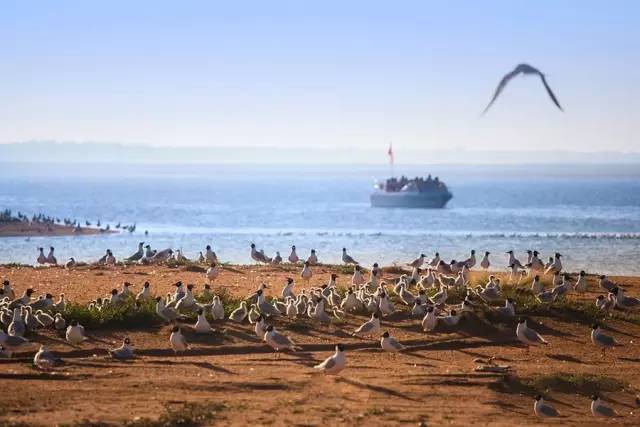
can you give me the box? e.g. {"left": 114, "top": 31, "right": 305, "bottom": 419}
{"left": 342, "top": 248, "right": 358, "bottom": 265}
{"left": 483, "top": 63, "right": 563, "bottom": 114}
{"left": 288, "top": 245, "right": 299, "bottom": 264}
{"left": 37, "top": 247, "right": 46, "bottom": 264}
{"left": 126, "top": 242, "right": 145, "bottom": 262}
{"left": 46, "top": 246, "right": 57, "bottom": 265}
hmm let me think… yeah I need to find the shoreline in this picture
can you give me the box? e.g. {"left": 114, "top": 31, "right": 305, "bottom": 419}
{"left": 0, "top": 221, "right": 117, "bottom": 238}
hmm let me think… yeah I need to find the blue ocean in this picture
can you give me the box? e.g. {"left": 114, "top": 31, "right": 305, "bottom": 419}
{"left": 1, "top": 163, "right": 639, "bottom": 275}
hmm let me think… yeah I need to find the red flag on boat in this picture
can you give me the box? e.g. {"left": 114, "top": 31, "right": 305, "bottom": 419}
{"left": 388, "top": 143, "right": 394, "bottom": 165}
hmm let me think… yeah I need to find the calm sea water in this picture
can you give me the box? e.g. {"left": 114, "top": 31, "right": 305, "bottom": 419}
{"left": 1, "top": 163, "right": 639, "bottom": 275}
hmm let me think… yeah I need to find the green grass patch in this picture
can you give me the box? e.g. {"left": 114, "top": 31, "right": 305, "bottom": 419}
{"left": 525, "top": 373, "right": 627, "bottom": 396}
{"left": 123, "top": 401, "right": 228, "bottom": 427}
{"left": 215, "top": 287, "right": 245, "bottom": 317}
{"left": 466, "top": 274, "right": 640, "bottom": 326}
{"left": 63, "top": 298, "right": 157, "bottom": 329}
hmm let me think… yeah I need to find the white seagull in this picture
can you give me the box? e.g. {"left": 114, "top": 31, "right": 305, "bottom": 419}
{"left": 313, "top": 344, "right": 346, "bottom": 375}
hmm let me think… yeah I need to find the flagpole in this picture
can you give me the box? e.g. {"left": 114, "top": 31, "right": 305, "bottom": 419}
{"left": 388, "top": 142, "right": 394, "bottom": 178}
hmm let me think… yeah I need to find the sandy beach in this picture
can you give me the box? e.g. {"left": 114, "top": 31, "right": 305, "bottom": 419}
{"left": 0, "top": 263, "right": 638, "bottom": 426}
{"left": 0, "top": 221, "right": 113, "bottom": 238}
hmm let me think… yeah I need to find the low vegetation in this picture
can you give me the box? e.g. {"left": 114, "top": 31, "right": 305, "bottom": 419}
{"left": 124, "top": 401, "right": 228, "bottom": 427}
{"left": 63, "top": 299, "right": 157, "bottom": 329}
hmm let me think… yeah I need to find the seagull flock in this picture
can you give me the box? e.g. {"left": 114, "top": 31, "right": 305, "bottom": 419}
{"left": 1, "top": 242, "right": 639, "bottom": 419}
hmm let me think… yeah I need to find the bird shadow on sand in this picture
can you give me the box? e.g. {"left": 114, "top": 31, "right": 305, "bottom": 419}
{"left": 526, "top": 320, "right": 579, "bottom": 342}
{"left": 0, "top": 371, "right": 92, "bottom": 381}
{"left": 481, "top": 400, "right": 529, "bottom": 416}
{"left": 144, "top": 359, "right": 236, "bottom": 375}
{"left": 547, "top": 353, "right": 591, "bottom": 364}
{"left": 335, "top": 377, "right": 419, "bottom": 402}
{"left": 618, "top": 356, "right": 640, "bottom": 363}
{"left": 604, "top": 325, "right": 640, "bottom": 339}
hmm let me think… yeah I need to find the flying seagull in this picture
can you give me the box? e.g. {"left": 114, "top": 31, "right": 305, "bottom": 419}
{"left": 483, "top": 63, "right": 563, "bottom": 113}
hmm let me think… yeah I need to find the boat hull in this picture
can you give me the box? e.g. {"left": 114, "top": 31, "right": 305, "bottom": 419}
{"left": 370, "top": 191, "right": 452, "bottom": 208}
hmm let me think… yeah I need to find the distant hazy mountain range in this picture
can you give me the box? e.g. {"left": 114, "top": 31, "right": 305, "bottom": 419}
{"left": 1, "top": 141, "right": 639, "bottom": 165}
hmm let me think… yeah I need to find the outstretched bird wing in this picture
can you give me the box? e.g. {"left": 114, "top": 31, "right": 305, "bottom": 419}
{"left": 538, "top": 73, "right": 563, "bottom": 111}
{"left": 482, "top": 68, "right": 521, "bottom": 114}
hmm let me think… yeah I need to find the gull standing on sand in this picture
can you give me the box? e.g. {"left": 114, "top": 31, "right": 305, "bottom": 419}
{"left": 352, "top": 265, "right": 365, "bottom": 286}
{"left": 169, "top": 326, "right": 189, "bottom": 353}
{"left": 65, "top": 257, "right": 76, "bottom": 269}
{"left": 46, "top": 246, "right": 57, "bottom": 265}
{"left": 528, "top": 251, "right": 544, "bottom": 272}
{"left": 482, "top": 63, "right": 563, "bottom": 114}
{"left": 590, "top": 324, "right": 619, "bottom": 356}
{"left": 106, "top": 249, "right": 116, "bottom": 265}
{"left": 194, "top": 308, "right": 214, "bottom": 334}
{"left": 206, "top": 262, "right": 220, "bottom": 282}
{"left": 272, "top": 251, "right": 282, "bottom": 264}
{"left": 148, "top": 248, "right": 173, "bottom": 264}
{"left": 288, "top": 245, "right": 299, "bottom": 264}
{"left": 37, "top": 247, "right": 47, "bottom": 264}
{"left": 480, "top": 251, "right": 490, "bottom": 270}
{"left": 422, "top": 306, "right": 438, "bottom": 332}
{"left": 54, "top": 313, "right": 66, "bottom": 331}
{"left": 545, "top": 253, "right": 563, "bottom": 275}
{"left": 342, "top": 248, "right": 358, "bottom": 265}
{"left": 300, "top": 261, "right": 313, "bottom": 282}
{"left": 155, "top": 297, "right": 181, "bottom": 323}
{"left": 0, "top": 329, "right": 29, "bottom": 356}
{"left": 211, "top": 295, "right": 225, "bottom": 320}
{"left": 109, "top": 337, "right": 135, "bottom": 360}
{"left": 254, "top": 315, "right": 268, "bottom": 339}
{"left": 353, "top": 313, "right": 380, "bottom": 337}
{"left": 126, "top": 242, "right": 145, "bottom": 262}
{"left": 2, "top": 280, "right": 15, "bottom": 299}
{"left": 66, "top": 320, "right": 86, "bottom": 345}
{"left": 9, "top": 288, "right": 34, "bottom": 310}
{"left": 574, "top": 271, "right": 588, "bottom": 293}
{"left": 464, "top": 250, "right": 476, "bottom": 268}
{"left": 282, "top": 278, "right": 295, "bottom": 300}
{"left": 380, "top": 331, "right": 407, "bottom": 353}
{"left": 264, "top": 325, "right": 299, "bottom": 352}
{"left": 33, "top": 345, "right": 62, "bottom": 370}
{"left": 307, "top": 249, "right": 318, "bottom": 265}
{"left": 516, "top": 318, "right": 548, "bottom": 348}
{"left": 30, "top": 293, "right": 54, "bottom": 311}
{"left": 136, "top": 282, "right": 151, "bottom": 301}
{"left": 531, "top": 275, "right": 544, "bottom": 294}
{"left": 506, "top": 250, "right": 524, "bottom": 269}
{"left": 611, "top": 287, "right": 640, "bottom": 310}
{"left": 250, "top": 243, "right": 265, "bottom": 263}
{"left": 534, "top": 395, "right": 559, "bottom": 417}
{"left": 408, "top": 254, "right": 426, "bottom": 268}
{"left": 229, "top": 301, "right": 248, "bottom": 322}
{"left": 590, "top": 395, "right": 616, "bottom": 418}
{"left": 256, "top": 289, "right": 281, "bottom": 317}
{"left": 314, "top": 344, "right": 346, "bottom": 375}
{"left": 598, "top": 275, "right": 616, "bottom": 292}
{"left": 8, "top": 308, "right": 26, "bottom": 337}
{"left": 495, "top": 298, "right": 516, "bottom": 318}
{"left": 425, "top": 253, "right": 438, "bottom": 269}
{"left": 595, "top": 294, "right": 615, "bottom": 312}
{"left": 205, "top": 245, "right": 217, "bottom": 264}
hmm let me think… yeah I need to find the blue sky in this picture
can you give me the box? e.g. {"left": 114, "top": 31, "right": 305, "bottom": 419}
{"left": 1, "top": 0, "right": 639, "bottom": 156}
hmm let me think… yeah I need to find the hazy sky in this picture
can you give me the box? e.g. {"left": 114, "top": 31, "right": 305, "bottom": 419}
{"left": 1, "top": 1, "right": 639, "bottom": 155}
